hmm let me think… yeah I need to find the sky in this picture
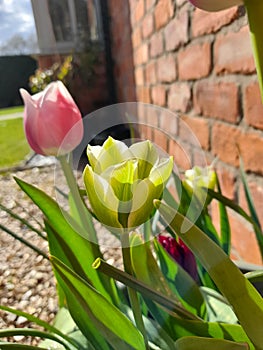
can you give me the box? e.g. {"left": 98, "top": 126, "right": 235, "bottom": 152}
{"left": 0, "top": 0, "right": 38, "bottom": 54}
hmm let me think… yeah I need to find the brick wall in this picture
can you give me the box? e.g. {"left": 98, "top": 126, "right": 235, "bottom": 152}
{"left": 109, "top": 0, "right": 263, "bottom": 265}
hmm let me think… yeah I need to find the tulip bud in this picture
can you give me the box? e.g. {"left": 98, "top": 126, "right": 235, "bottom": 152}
{"left": 189, "top": 0, "right": 242, "bottom": 12}
{"left": 83, "top": 137, "right": 173, "bottom": 232}
{"left": 158, "top": 234, "right": 198, "bottom": 280}
{"left": 20, "top": 81, "right": 83, "bottom": 156}
{"left": 182, "top": 166, "right": 216, "bottom": 207}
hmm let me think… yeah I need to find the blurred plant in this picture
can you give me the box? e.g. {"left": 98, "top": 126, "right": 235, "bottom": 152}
{"left": 29, "top": 56, "right": 73, "bottom": 94}
{"left": 29, "top": 45, "right": 100, "bottom": 94}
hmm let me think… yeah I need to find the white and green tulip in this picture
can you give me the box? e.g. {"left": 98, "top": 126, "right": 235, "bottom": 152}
{"left": 83, "top": 137, "right": 173, "bottom": 232}
{"left": 189, "top": 0, "right": 263, "bottom": 102}
{"left": 183, "top": 165, "right": 216, "bottom": 207}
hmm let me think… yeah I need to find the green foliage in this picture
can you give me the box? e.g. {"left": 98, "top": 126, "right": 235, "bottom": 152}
{"left": 2, "top": 148, "right": 263, "bottom": 349}
{"left": 0, "top": 116, "right": 30, "bottom": 168}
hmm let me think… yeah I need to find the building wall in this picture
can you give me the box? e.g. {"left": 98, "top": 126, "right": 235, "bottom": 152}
{"left": 107, "top": 0, "right": 136, "bottom": 101}
{"left": 108, "top": 0, "right": 263, "bottom": 265}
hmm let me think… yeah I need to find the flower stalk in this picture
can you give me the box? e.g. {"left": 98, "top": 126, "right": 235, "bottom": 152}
{"left": 120, "top": 231, "right": 149, "bottom": 350}
{"left": 59, "top": 154, "right": 98, "bottom": 246}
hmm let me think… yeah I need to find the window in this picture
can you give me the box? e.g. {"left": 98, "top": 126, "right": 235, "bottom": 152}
{"left": 31, "top": 0, "right": 102, "bottom": 54}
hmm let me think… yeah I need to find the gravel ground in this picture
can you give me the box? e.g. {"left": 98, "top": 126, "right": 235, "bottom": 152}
{"left": 0, "top": 163, "right": 122, "bottom": 346}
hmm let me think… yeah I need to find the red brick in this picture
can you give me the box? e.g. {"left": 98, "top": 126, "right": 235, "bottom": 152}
{"left": 159, "top": 109, "right": 178, "bottom": 136}
{"left": 192, "top": 7, "right": 238, "bottom": 37}
{"left": 135, "top": 0, "right": 145, "bottom": 23}
{"left": 238, "top": 131, "right": 263, "bottom": 175}
{"left": 150, "top": 31, "right": 164, "bottom": 58}
{"left": 154, "top": 0, "right": 174, "bottom": 30}
{"left": 212, "top": 123, "right": 241, "bottom": 167}
{"left": 136, "top": 86, "right": 151, "bottom": 103}
{"left": 180, "top": 116, "right": 210, "bottom": 150}
{"left": 151, "top": 85, "right": 166, "bottom": 106}
{"left": 153, "top": 128, "right": 169, "bottom": 152}
{"left": 229, "top": 212, "right": 262, "bottom": 265}
{"left": 146, "top": 0, "right": 156, "bottom": 10}
{"left": 244, "top": 81, "right": 263, "bottom": 130}
{"left": 169, "top": 139, "right": 192, "bottom": 170}
{"left": 135, "top": 66, "right": 144, "bottom": 86}
{"left": 192, "top": 150, "right": 213, "bottom": 169}
{"left": 145, "top": 106, "right": 159, "bottom": 127}
{"left": 168, "top": 83, "right": 191, "bottom": 112}
{"left": 216, "top": 166, "right": 236, "bottom": 200}
{"left": 178, "top": 42, "right": 211, "bottom": 80}
{"left": 214, "top": 26, "right": 256, "bottom": 75}
{"left": 139, "top": 124, "right": 153, "bottom": 140}
{"left": 194, "top": 81, "right": 239, "bottom": 123}
{"left": 134, "top": 43, "right": 149, "bottom": 65}
{"left": 142, "top": 13, "right": 154, "bottom": 39}
{"left": 132, "top": 26, "right": 142, "bottom": 49}
{"left": 157, "top": 55, "right": 177, "bottom": 82}
{"left": 145, "top": 61, "right": 156, "bottom": 85}
{"left": 164, "top": 10, "right": 188, "bottom": 51}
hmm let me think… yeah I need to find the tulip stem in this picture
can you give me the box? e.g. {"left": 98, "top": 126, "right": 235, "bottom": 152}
{"left": 58, "top": 155, "right": 98, "bottom": 244}
{"left": 120, "top": 232, "right": 149, "bottom": 350}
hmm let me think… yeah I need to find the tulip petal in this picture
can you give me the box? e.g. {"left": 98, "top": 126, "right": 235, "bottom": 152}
{"left": 129, "top": 140, "right": 159, "bottom": 179}
{"left": 20, "top": 82, "right": 83, "bottom": 156}
{"left": 20, "top": 88, "right": 45, "bottom": 155}
{"left": 128, "top": 179, "right": 163, "bottom": 228}
{"left": 83, "top": 165, "right": 122, "bottom": 229}
{"left": 149, "top": 156, "right": 174, "bottom": 187}
{"left": 88, "top": 137, "right": 129, "bottom": 174}
{"left": 110, "top": 160, "right": 137, "bottom": 201}
{"left": 189, "top": 0, "right": 242, "bottom": 12}
{"left": 39, "top": 83, "right": 83, "bottom": 155}
{"left": 87, "top": 145, "right": 104, "bottom": 172}
{"left": 109, "top": 160, "right": 138, "bottom": 228}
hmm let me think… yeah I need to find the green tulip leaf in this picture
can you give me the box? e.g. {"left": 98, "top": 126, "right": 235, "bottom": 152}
{"left": 200, "top": 287, "right": 238, "bottom": 324}
{"left": 245, "top": 0, "right": 263, "bottom": 102}
{"left": 245, "top": 270, "right": 263, "bottom": 283}
{"left": 207, "top": 188, "right": 263, "bottom": 258}
{"left": 93, "top": 258, "right": 254, "bottom": 347}
{"left": 130, "top": 233, "right": 180, "bottom": 301}
{"left": 0, "top": 305, "right": 79, "bottom": 349}
{"left": 174, "top": 336, "right": 249, "bottom": 350}
{"left": 51, "top": 256, "right": 145, "bottom": 350}
{"left": 216, "top": 173, "right": 231, "bottom": 255}
{"left": 0, "top": 344, "right": 46, "bottom": 350}
{"left": 14, "top": 177, "right": 117, "bottom": 305}
{"left": 154, "top": 238, "right": 207, "bottom": 319}
{"left": 0, "top": 328, "right": 71, "bottom": 349}
{"left": 155, "top": 200, "right": 263, "bottom": 349}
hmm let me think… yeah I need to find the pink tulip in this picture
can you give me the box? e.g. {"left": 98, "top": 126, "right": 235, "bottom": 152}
{"left": 189, "top": 0, "right": 242, "bottom": 11}
{"left": 20, "top": 81, "right": 83, "bottom": 156}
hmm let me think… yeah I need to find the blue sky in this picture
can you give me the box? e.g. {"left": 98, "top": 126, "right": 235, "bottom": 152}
{"left": 0, "top": 0, "right": 37, "bottom": 50}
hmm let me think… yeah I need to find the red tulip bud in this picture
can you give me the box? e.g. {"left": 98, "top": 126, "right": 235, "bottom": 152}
{"left": 20, "top": 81, "right": 83, "bottom": 156}
{"left": 158, "top": 235, "right": 198, "bottom": 280}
